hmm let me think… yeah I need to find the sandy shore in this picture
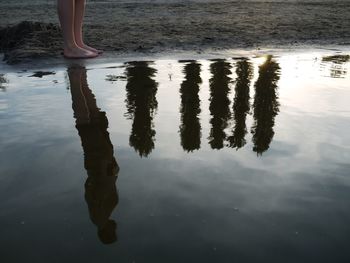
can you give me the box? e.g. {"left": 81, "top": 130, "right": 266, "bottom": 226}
{"left": 1, "top": 1, "right": 350, "bottom": 63}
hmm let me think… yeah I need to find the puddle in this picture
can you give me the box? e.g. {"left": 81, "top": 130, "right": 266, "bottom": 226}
{"left": 0, "top": 52, "right": 350, "bottom": 262}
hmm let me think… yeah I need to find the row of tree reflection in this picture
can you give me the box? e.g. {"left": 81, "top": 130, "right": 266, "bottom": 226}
{"left": 252, "top": 57, "right": 280, "bottom": 154}
{"left": 208, "top": 60, "right": 232, "bottom": 149}
{"left": 66, "top": 56, "right": 280, "bottom": 244}
{"left": 179, "top": 61, "right": 202, "bottom": 151}
{"left": 125, "top": 62, "right": 158, "bottom": 157}
{"left": 228, "top": 59, "right": 253, "bottom": 149}
{"left": 124, "top": 56, "right": 281, "bottom": 156}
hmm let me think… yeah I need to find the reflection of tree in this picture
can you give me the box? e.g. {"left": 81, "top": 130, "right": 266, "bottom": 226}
{"left": 125, "top": 61, "right": 158, "bottom": 157}
{"left": 208, "top": 59, "right": 232, "bottom": 149}
{"left": 68, "top": 66, "right": 119, "bottom": 244}
{"left": 251, "top": 56, "right": 280, "bottom": 155}
{"left": 0, "top": 74, "right": 8, "bottom": 91}
{"left": 322, "top": 54, "right": 350, "bottom": 78}
{"left": 227, "top": 59, "right": 253, "bottom": 149}
{"left": 179, "top": 61, "right": 202, "bottom": 152}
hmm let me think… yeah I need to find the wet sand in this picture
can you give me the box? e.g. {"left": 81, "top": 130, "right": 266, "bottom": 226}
{"left": 1, "top": 0, "right": 350, "bottom": 63}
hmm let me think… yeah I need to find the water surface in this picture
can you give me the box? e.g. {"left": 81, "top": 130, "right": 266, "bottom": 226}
{"left": 0, "top": 52, "right": 350, "bottom": 262}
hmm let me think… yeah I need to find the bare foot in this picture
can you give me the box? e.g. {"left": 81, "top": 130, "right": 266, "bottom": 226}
{"left": 63, "top": 46, "right": 98, "bottom": 59}
{"left": 79, "top": 43, "right": 104, "bottom": 54}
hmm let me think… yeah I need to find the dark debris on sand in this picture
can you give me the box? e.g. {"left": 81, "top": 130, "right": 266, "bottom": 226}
{"left": 0, "top": 74, "right": 7, "bottom": 83}
{"left": 0, "top": 73, "right": 8, "bottom": 90}
{"left": 322, "top": 55, "right": 350, "bottom": 64}
{"left": 29, "top": 71, "right": 56, "bottom": 78}
{"left": 0, "top": 21, "right": 62, "bottom": 64}
{"left": 105, "top": 74, "right": 127, "bottom": 82}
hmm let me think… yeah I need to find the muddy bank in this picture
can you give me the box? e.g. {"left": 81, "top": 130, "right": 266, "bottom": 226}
{"left": 0, "top": 21, "right": 62, "bottom": 64}
{"left": 1, "top": 1, "right": 350, "bottom": 64}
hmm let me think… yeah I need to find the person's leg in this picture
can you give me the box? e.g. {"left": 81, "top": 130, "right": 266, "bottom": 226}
{"left": 57, "top": 0, "right": 97, "bottom": 58}
{"left": 74, "top": 0, "right": 102, "bottom": 54}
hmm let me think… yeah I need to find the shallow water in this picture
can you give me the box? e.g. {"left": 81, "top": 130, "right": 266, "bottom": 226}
{"left": 0, "top": 52, "right": 350, "bottom": 262}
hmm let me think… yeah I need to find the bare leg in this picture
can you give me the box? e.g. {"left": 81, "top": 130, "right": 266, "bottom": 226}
{"left": 57, "top": 0, "right": 97, "bottom": 58}
{"left": 74, "top": 0, "right": 103, "bottom": 54}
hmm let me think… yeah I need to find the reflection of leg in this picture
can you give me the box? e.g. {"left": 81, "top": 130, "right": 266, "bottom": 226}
{"left": 74, "top": 0, "right": 102, "bottom": 54}
{"left": 68, "top": 67, "right": 90, "bottom": 124}
{"left": 57, "top": 0, "right": 97, "bottom": 58}
{"left": 80, "top": 69, "right": 101, "bottom": 120}
{"left": 69, "top": 65, "right": 119, "bottom": 245}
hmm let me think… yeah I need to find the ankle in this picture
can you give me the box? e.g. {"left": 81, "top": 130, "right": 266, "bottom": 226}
{"left": 64, "top": 42, "right": 80, "bottom": 51}
{"left": 75, "top": 40, "right": 84, "bottom": 47}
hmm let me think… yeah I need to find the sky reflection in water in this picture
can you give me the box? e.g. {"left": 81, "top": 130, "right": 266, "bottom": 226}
{"left": 0, "top": 53, "right": 350, "bottom": 262}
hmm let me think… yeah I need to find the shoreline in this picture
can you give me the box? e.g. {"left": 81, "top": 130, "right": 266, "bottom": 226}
{"left": 0, "top": 45, "right": 349, "bottom": 72}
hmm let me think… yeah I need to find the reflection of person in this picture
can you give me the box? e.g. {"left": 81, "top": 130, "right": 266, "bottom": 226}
{"left": 57, "top": 0, "right": 101, "bottom": 58}
{"left": 68, "top": 66, "right": 119, "bottom": 244}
